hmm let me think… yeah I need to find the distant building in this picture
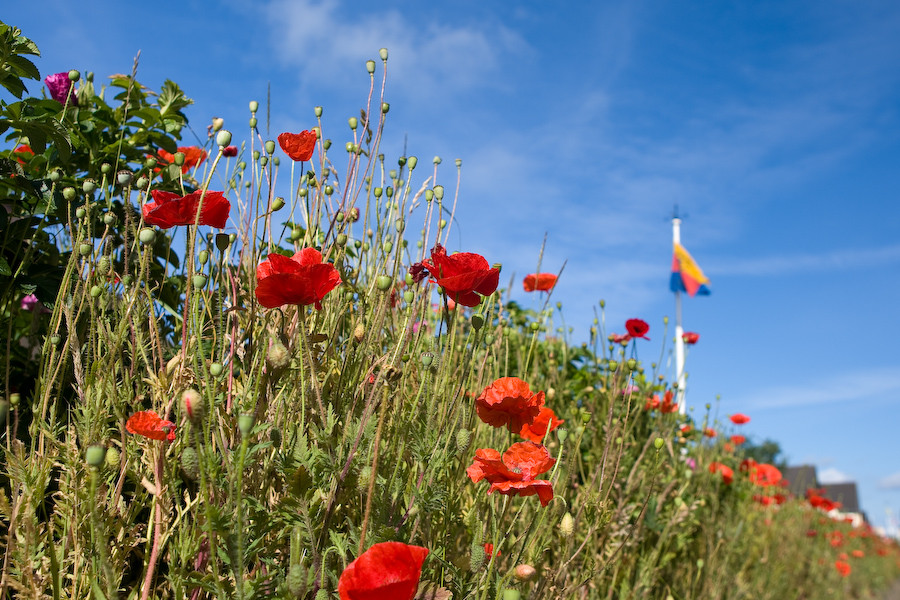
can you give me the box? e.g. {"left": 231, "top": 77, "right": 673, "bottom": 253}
{"left": 783, "top": 464, "right": 867, "bottom": 523}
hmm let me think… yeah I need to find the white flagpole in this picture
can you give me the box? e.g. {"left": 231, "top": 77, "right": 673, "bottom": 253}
{"left": 673, "top": 215, "right": 687, "bottom": 414}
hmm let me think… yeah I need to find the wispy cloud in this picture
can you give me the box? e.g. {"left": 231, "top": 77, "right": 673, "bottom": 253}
{"left": 706, "top": 244, "right": 900, "bottom": 277}
{"left": 819, "top": 467, "right": 852, "bottom": 484}
{"left": 731, "top": 367, "right": 900, "bottom": 411}
{"left": 878, "top": 472, "right": 900, "bottom": 490}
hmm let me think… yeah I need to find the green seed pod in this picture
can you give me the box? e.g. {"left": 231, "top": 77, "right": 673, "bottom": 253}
{"left": 335, "top": 233, "right": 347, "bottom": 246}
{"left": 181, "top": 447, "right": 200, "bottom": 480}
{"left": 79, "top": 243, "right": 92, "bottom": 256}
{"left": 379, "top": 48, "right": 389, "bottom": 60}
{"left": 484, "top": 334, "right": 495, "bottom": 345}
{"left": 456, "top": 429, "right": 471, "bottom": 455}
{"left": 135, "top": 176, "right": 149, "bottom": 190}
{"left": 324, "top": 185, "right": 334, "bottom": 196}
{"left": 373, "top": 187, "right": 382, "bottom": 198}
{"left": 75, "top": 207, "right": 86, "bottom": 219}
{"left": 138, "top": 227, "right": 156, "bottom": 244}
{"left": 103, "top": 212, "right": 117, "bottom": 226}
{"left": 249, "top": 117, "right": 258, "bottom": 129}
{"left": 654, "top": 437, "right": 665, "bottom": 450}
{"left": 49, "top": 335, "right": 61, "bottom": 346}
{"left": 48, "top": 169, "right": 61, "bottom": 182}
{"left": 192, "top": 275, "right": 207, "bottom": 289}
{"left": 456, "top": 158, "right": 462, "bottom": 167}
{"left": 100, "top": 163, "right": 111, "bottom": 174}
{"left": 116, "top": 170, "right": 132, "bottom": 185}
{"left": 173, "top": 152, "right": 185, "bottom": 166}
{"left": 626, "top": 358, "right": 637, "bottom": 371}
{"left": 104, "top": 446, "right": 120, "bottom": 470}
{"left": 68, "top": 69, "right": 80, "bottom": 82}
{"left": 259, "top": 156, "right": 268, "bottom": 167}
{"left": 314, "top": 106, "right": 323, "bottom": 117}
{"left": 556, "top": 427, "right": 568, "bottom": 443}
{"left": 381, "top": 102, "right": 390, "bottom": 113}
{"left": 9, "top": 393, "right": 20, "bottom": 407}
{"left": 502, "top": 591, "right": 522, "bottom": 600}
{"left": 249, "top": 100, "right": 259, "bottom": 113}
{"left": 382, "top": 241, "right": 393, "bottom": 253}
{"left": 402, "top": 290, "right": 414, "bottom": 303}
{"left": 272, "top": 196, "right": 285, "bottom": 210}
{"left": 420, "top": 352, "right": 434, "bottom": 367}
{"left": 385, "top": 186, "right": 393, "bottom": 198}
{"left": 216, "top": 130, "right": 233, "bottom": 148}
{"left": 264, "top": 140, "right": 275, "bottom": 155}
{"left": 348, "top": 117, "right": 358, "bottom": 130}
{"left": 608, "top": 360, "right": 618, "bottom": 372}
{"left": 407, "top": 156, "right": 417, "bottom": 170}
{"left": 210, "top": 362, "right": 224, "bottom": 377}
{"left": 85, "top": 445, "right": 106, "bottom": 467}
{"left": 529, "top": 322, "right": 540, "bottom": 331}
{"left": 63, "top": 187, "right": 76, "bottom": 201}
{"left": 238, "top": 414, "right": 255, "bottom": 437}
{"left": 433, "top": 185, "right": 444, "bottom": 200}
{"left": 365, "top": 59, "right": 377, "bottom": 74}
{"left": 375, "top": 275, "right": 392, "bottom": 291}
{"left": 198, "top": 250, "right": 209, "bottom": 265}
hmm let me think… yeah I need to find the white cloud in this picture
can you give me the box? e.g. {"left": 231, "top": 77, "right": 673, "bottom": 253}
{"left": 706, "top": 244, "right": 900, "bottom": 277}
{"left": 879, "top": 472, "right": 900, "bottom": 490}
{"left": 819, "top": 467, "right": 852, "bottom": 484}
{"left": 731, "top": 366, "right": 900, "bottom": 411}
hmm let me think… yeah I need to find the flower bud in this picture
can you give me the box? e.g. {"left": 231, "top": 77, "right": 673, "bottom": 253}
{"left": 456, "top": 429, "right": 471, "bottom": 455}
{"left": 181, "top": 446, "right": 200, "bottom": 480}
{"left": 353, "top": 324, "right": 365, "bottom": 342}
{"left": 381, "top": 102, "right": 390, "bottom": 113}
{"left": 514, "top": 564, "right": 536, "bottom": 581}
{"left": 68, "top": 69, "right": 80, "bottom": 82}
{"left": 287, "top": 562, "right": 308, "bottom": 597}
{"left": 348, "top": 117, "right": 358, "bottom": 130}
{"left": 182, "top": 389, "right": 206, "bottom": 424}
{"left": 502, "top": 590, "right": 522, "bottom": 600}
{"left": 210, "top": 362, "right": 224, "bottom": 377}
{"left": 654, "top": 437, "right": 665, "bottom": 450}
{"left": 238, "top": 414, "right": 255, "bottom": 437}
{"left": 85, "top": 445, "right": 106, "bottom": 467}
{"left": 267, "top": 341, "right": 291, "bottom": 370}
{"left": 105, "top": 446, "right": 120, "bottom": 470}
{"left": 560, "top": 512, "right": 575, "bottom": 538}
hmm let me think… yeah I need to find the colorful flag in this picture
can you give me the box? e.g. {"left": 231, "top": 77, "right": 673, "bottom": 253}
{"left": 670, "top": 242, "right": 711, "bottom": 296}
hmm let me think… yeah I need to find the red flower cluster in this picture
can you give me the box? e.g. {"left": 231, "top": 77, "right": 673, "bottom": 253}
{"left": 807, "top": 488, "right": 841, "bottom": 512}
{"left": 157, "top": 146, "right": 208, "bottom": 174}
{"left": 748, "top": 463, "right": 782, "bottom": 487}
{"left": 475, "top": 377, "right": 544, "bottom": 434}
{"left": 682, "top": 331, "right": 700, "bottom": 345}
{"left": 126, "top": 410, "right": 176, "bottom": 442}
{"left": 523, "top": 273, "right": 557, "bottom": 292}
{"left": 703, "top": 427, "right": 717, "bottom": 438}
{"left": 644, "top": 389, "right": 678, "bottom": 413}
{"left": 337, "top": 541, "right": 428, "bottom": 600}
{"left": 422, "top": 244, "right": 499, "bottom": 307}
{"left": 709, "top": 461, "right": 733, "bottom": 484}
{"left": 834, "top": 560, "right": 851, "bottom": 577}
{"left": 278, "top": 130, "right": 317, "bottom": 162}
{"left": 142, "top": 189, "right": 230, "bottom": 229}
{"left": 729, "top": 413, "right": 750, "bottom": 425}
{"left": 255, "top": 248, "right": 342, "bottom": 310}
{"left": 729, "top": 434, "right": 746, "bottom": 445}
{"left": 467, "top": 441, "right": 556, "bottom": 506}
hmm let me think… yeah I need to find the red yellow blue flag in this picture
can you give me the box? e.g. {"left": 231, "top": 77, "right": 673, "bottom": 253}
{"left": 670, "top": 243, "right": 711, "bottom": 296}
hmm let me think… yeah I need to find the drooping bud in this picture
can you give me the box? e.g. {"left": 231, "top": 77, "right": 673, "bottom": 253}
{"left": 181, "top": 389, "right": 206, "bottom": 425}
{"left": 267, "top": 341, "right": 291, "bottom": 370}
{"left": 560, "top": 512, "right": 575, "bottom": 538}
{"left": 353, "top": 324, "right": 365, "bottom": 342}
{"left": 514, "top": 564, "right": 537, "bottom": 581}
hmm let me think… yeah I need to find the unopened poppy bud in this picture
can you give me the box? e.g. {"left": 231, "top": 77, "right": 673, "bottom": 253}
{"left": 353, "top": 323, "right": 365, "bottom": 342}
{"left": 560, "top": 512, "right": 575, "bottom": 538}
{"left": 470, "top": 540, "right": 485, "bottom": 571}
{"left": 314, "top": 589, "right": 329, "bottom": 600}
{"left": 105, "top": 446, "right": 120, "bottom": 469}
{"left": 238, "top": 414, "right": 255, "bottom": 437}
{"left": 182, "top": 389, "right": 206, "bottom": 424}
{"left": 287, "top": 563, "right": 308, "bottom": 597}
{"left": 356, "top": 466, "right": 371, "bottom": 494}
{"left": 85, "top": 445, "right": 106, "bottom": 467}
{"left": 456, "top": 429, "right": 471, "bottom": 455}
{"left": 514, "top": 564, "right": 536, "bottom": 581}
{"left": 654, "top": 437, "right": 665, "bottom": 450}
{"left": 626, "top": 358, "right": 637, "bottom": 371}
{"left": 249, "top": 100, "right": 259, "bottom": 113}
{"left": 267, "top": 341, "right": 291, "bottom": 370}
{"left": 379, "top": 48, "right": 389, "bottom": 60}
{"left": 181, "top": 446, "right": 200, "bottom": 480}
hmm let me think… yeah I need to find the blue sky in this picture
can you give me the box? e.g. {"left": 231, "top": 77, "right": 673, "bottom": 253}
{"left": 6, "top": 1, "right": 900, "bottom": 531}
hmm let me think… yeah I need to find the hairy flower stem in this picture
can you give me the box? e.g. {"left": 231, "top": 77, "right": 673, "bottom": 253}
{"left": 359, "top": 387, "right": 389, "bottom": 554}
{"left": 140, "top": 447, "right": 165, "bottom": 600}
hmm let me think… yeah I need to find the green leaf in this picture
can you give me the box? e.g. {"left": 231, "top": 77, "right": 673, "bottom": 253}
{"left": 0, "top": 256, "right": 10, "bottom": 276}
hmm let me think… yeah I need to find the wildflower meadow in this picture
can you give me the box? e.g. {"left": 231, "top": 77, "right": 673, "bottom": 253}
{"left": 1, "top": 20, "right": 899, "bottom": 600}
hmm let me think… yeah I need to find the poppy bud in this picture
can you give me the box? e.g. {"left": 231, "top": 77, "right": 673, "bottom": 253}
{"left": 79, "top": 243, "right": 92, "bottom": 256}
{"left": 135, "top": 176, "right": 149, "bottom": 190}
{"left": 68, "top": 69, "right": 80, "bottom": 82}
{"left": 356, "top": 465, "right": 371, "bottom": 494}
{"left": 353, "top": 324, "right": 365, "bottom": 342}
{"left": 267, "top": 341, "right": 291, "bottom": 370}
{"left": 469, "top": 540, "right": 485, "bottom": 571}
{"left": 314, "top": 589, "right": 329, "bottom": 600}
{"left": 104, "top": 445, "right": 120, "bottom": 470}
{"left": 139, "top": 228, "right": 156, "bottom": 245}
{"left": 376, "top": 275, "right": 393, "bottom": 291}
{"left": 626, "top": 358, "right": 637, "bottom": 371}
{"left": 287, "top": 563, "right": 308, "bottom": 597}
{"left": 560, "top": 512, "right": 575, "bottom": 538}
{"left": 654, "top": 437, "right": 665, "bottom": 450}
{"left": 182, "top": 389, "right": 206, "bottom": 424}
{"left": 85, "top": 445, "right": 106, "bottom": 467}
{"left": 514, "top": 564, "right": 536, "bottom": 581}
{"left": 455, "top": 429, "right": 471, "bottom": 455}
{"left": 180, "top": 446, "right": 200, "bottom": 480}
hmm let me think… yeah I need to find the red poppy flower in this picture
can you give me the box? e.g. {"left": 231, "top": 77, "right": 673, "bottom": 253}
{"left": 729, "top": 434, "right": 746, "bottom": 445}
{"left": 422, "top": 244, "right": 499, "bottom": 307}
{"left": 222, "top": 145, "right": 238, "bottom": 157}
{"left": 851, "top": 550, "right": 864, "bottom": 558}
{"left": 709, "top": 461, "right": 733, "bottom": 484}
{"left": 660, "top": 390, "right": 678, "bottom": 413}
{"left": 834, "top": 560, "right": 851, "bottom": 577}
{"left": 475, "top": 377, "right": 544, "bottom": 434}
{"left": 643, "top": 395, "right": 660, "bottom": 411}
{"left": 609, "top": 333, "right": 631, "bottom": 344}
{"left": 337, "top": 541, "right": 429, "bottom": 600}
{"left": 625, "top": 319, "right": 650, "bottom": 340}
{"left": 703, "top": 427, "right": 717, "bottom": 438}
{"left": 466, "top": 441, "right": 556, "bottom": 506}
{"left": 13, "top": 144, "right": 34, "bottom": 165}
{"left": 157, "top": 146, "right": 208, "bottom": 174}
{"left": 523, "top": 273, "right": 557, "bottom": 292}
{"left": 142, "top": 189, "right": 230, "bottom": 229}
{"left": 682, "top": 331, "right": 700, "bottom": 345}
{"left": 126, "top": 410, "right": 176, "bottom": 442}
{"left": 723, "top": 442, "right": 735, "bottom": 453}
{"left": 753, "top": 494, "right": 774, "bottom": 506}
{"left": 729, "top": 413, "right": 750, "bottom": 425}
{"left": 519, "top": 406, "right": 564, "bottom": 443}
{"left": 278, "top": 130, "right": 317, "bottom": 162}
{"left": 749, "top": 463, "right": 782, "bottom": 487}
{"left": 483, "top": 543, "right": 500, "bottom": 558}
{"left": 255, "top": 248, "right": 342, "bottom": 310}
